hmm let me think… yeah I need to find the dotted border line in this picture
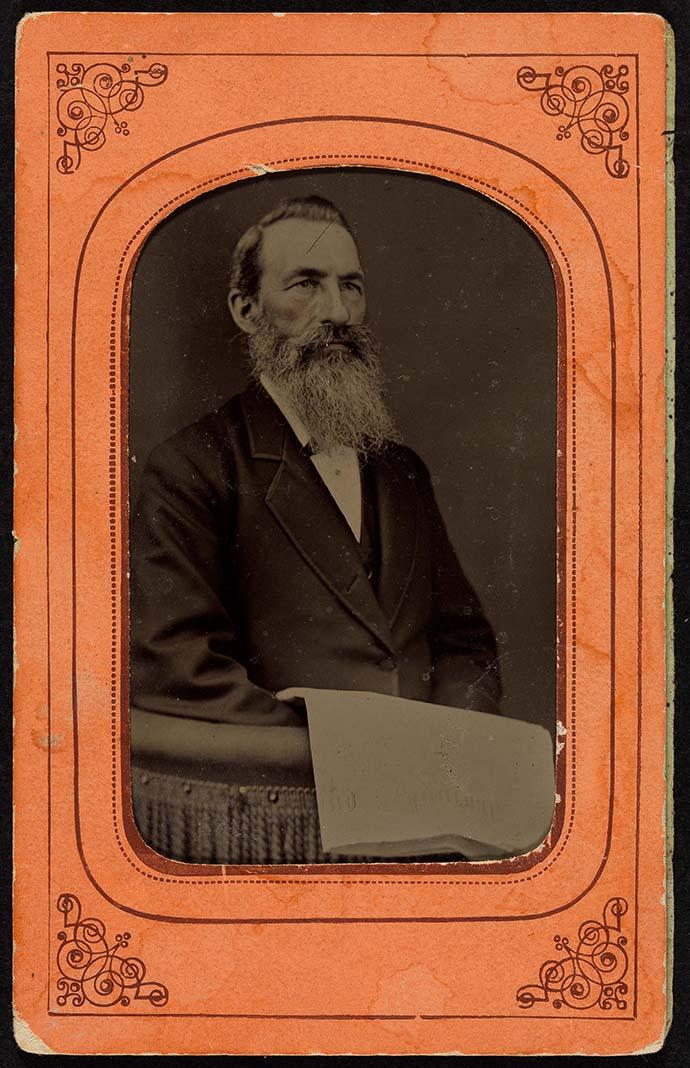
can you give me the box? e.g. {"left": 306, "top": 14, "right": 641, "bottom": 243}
{"left": 103, "top": 153, "right": 578, "bottom": 889}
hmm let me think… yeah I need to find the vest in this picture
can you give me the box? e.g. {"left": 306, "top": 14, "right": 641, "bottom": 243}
{"left": 357, "top": 458, "right": 381, "bottom": 595}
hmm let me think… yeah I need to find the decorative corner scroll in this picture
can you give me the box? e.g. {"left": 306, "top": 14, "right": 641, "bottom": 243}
{"left": 55, "top": 59, "right": 169, "bottom": 175}
{"left": 516, "top": 63, "right": 631, "bottom": 179}
{"left": 516, "top": 897, "right": 629, "bottom": 1012}
{"left": 55, "top": 893, "right": 169, "bottom": 1008}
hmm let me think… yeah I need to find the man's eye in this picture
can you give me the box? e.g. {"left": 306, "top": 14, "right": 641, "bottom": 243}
{"left": 342, "top": 281, "right": 363, "bottom": 294}
{"left": 294, "top": 279, "right": 318, "bottom": 289}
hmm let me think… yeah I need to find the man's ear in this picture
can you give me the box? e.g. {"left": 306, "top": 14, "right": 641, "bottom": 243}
{"left": 228, "top": 288, "right": 260, "bottom": 335}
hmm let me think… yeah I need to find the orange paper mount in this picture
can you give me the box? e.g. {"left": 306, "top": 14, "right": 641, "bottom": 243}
{"left": 13, "top": 11, "right": 672, "bottom": 1056}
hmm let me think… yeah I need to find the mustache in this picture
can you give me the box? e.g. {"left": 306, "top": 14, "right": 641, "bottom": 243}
{"left": 290, "top": 322, "right": 378, "bottom": 364}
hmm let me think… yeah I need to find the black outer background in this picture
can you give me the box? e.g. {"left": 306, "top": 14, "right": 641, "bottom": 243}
{"left": 129, "top": 169, "right": 557, "bottom": 732}
{"left": 1, "top": 1, "right": 687, "bottom": 1065}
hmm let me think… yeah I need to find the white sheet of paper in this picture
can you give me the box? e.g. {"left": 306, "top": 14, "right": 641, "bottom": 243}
{"left": 302, "top": 689, "right": 555, "bottom": 858}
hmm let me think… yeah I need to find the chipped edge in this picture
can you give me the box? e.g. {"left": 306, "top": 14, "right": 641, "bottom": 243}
{"left": 13, "top": 1010, "right": 55, "bottom": 1055}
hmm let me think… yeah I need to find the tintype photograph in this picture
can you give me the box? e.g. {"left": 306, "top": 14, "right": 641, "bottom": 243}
{"left": 128, "top": 169, "right": 558, "bottom": 865}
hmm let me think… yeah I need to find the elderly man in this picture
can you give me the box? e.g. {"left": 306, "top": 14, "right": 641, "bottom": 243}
{"left": 130, "top": 195, "right": 501, "bottom": 864}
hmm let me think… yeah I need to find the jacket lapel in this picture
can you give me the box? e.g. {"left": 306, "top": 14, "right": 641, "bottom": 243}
{"left": 374, "top": 448, "right": 421, "bottom": 629}
{"left": 241, "top": 384, "right": 395, "bottom": 652}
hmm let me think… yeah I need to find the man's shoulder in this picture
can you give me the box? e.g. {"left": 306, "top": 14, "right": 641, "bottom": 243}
{"left": 377, "top": 441, "right": 431, "bottom": 482}
{"left": 146, "top": 392, "right": 247, "bottom": 468}
{"left": 138, "top": 393, "right": 255, "bottom": 505}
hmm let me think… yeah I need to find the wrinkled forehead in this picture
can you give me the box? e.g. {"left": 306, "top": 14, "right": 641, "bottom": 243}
{"left": 258, "top": 217, "right": 363, "bottom": 282}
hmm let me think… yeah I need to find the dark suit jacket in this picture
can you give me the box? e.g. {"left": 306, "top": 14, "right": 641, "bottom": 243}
{"left": 131, "top": 382, "right": 501, "bottom": 739}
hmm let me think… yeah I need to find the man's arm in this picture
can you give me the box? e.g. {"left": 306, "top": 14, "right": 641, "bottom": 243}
{"left": 130, "top": 432, "right": 301, "bottom": 729}
{"left": 418, "top": 462, "right": 502, "bottom": 715}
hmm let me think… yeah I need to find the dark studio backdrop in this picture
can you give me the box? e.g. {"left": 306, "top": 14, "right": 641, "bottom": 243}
{"left": 129, "top": 167, "right": 557, "bottom": 734}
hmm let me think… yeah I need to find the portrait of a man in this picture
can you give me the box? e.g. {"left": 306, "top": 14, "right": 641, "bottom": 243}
{"left": 129, "top": 175, "right": 557, "bottom": 865}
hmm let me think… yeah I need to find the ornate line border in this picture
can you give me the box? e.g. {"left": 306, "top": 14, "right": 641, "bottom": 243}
{"left": 516, "top": 897, "right": 629, "bottom": 1012}
{"left": 516, "top": 63, "right": 631, "bottom": 179}
{"left": 42, "top": 52, "right": 646, "bottom": 1022}
{"left": 55, "top": 893, "right": 169, "bottom": 1008}
{"left": 54, "top": 58, "right": 168, "bottom": 174}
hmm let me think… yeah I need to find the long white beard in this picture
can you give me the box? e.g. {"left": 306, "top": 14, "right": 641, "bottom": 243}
{"left": 247, "top": 319, "right": 401, "bottom": 456}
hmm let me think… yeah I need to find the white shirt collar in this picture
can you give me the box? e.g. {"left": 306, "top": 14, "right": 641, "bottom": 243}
{"left": 259, "top": 375, "right": 362, "bottom": 541}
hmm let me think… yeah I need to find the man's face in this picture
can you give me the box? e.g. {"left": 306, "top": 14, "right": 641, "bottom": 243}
{"left": 238, "top": 212, "right": 400, "bottom": 454}
{"left": 255, "top": 217, "right": 366, "bottom": 343}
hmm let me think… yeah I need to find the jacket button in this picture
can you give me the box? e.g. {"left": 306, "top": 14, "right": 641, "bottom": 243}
{"left": 378, "top": 656, "right": 397, "bottom": 672}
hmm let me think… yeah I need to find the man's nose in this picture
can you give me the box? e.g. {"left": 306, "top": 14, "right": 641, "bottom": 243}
{"left": 318, "top": 281, "right": 349, "bottom": 325}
